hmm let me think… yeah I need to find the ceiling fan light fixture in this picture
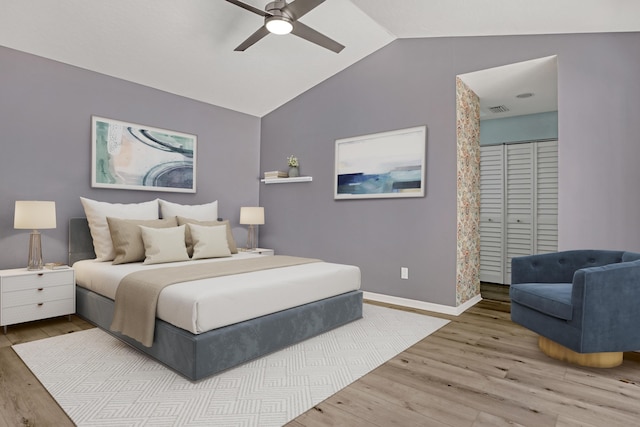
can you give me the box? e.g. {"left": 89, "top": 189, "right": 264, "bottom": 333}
{"left": 265, "top": 16, "right": 293, "bottom": 35}
{"left": 227, "top": 0, "right": 344, "bottom": 52}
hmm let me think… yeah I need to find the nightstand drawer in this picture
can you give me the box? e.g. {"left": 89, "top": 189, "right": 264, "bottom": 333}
{"left": 240, "top": 248, "right": 275, "bottom": 256}
{"left": 1, "top": 298, "right": 75, "bottom": 326}
{"left": 253, "top": 249, "right": 274, "bottom": 256}
{"left": 2, "top": 284, "right": 74, "bottom": 308}
{"left": 1, "top": 270, "right": 73, "bottom": 292}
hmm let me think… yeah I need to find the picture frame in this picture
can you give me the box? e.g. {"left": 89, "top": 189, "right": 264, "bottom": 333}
{"left": 334, "top": 125, "right": 427, "bottom": 199}
{"left": 91, "top": 116, "right": 197, "bottom": 193}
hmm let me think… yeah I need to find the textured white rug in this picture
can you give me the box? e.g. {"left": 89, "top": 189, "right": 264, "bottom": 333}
{"left": 13, "top": 304, "right": 448, "bottom": 427}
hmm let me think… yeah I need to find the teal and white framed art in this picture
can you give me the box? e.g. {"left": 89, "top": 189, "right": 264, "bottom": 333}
{"left": 91, "top": 116, "right": 197, "bottom": 193}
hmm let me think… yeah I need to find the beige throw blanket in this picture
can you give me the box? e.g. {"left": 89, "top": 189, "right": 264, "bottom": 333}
{"left": 110, "top": 255, "right": 321, "bottom": 347}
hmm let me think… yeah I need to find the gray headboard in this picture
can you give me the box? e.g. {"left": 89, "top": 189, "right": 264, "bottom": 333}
{"left": 69, "top": 218, "right": 96, "bottom": 265}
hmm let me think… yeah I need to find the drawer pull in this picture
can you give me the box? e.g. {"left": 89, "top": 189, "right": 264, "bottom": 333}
{"left": 38, "top": 273, "right": 44, "bottom": 277}
{"left": 37, "top": 288, "right": 44, "bottom": 291}
{"left": 37, "top": 303, "right": 44, "bottom": 307}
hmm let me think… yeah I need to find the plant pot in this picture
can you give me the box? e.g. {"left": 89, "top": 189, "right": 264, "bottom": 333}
{"left": 288, "top": 166, "right": 299, "bottom": 177}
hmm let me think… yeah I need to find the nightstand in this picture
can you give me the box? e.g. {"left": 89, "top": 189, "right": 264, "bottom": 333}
{"left": 241, "top": 248, "right": 275, "bottom": 256}
{"left": 0, "top": 267, "right": 75, "bottom": 333}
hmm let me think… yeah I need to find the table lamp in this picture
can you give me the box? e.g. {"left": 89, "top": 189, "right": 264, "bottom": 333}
{"left": 14, "top": 201, "right": 57, "bottom": 270}
{"left": 239, "top": 207, "right": 265, "bottom": 250}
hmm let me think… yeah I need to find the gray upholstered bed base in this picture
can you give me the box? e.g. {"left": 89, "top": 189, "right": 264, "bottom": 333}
{"left": 69, "top": 218, "right": 363, "bottom": 381}
{"left": 76, "top": 286, "right": 363, "bottom": 381}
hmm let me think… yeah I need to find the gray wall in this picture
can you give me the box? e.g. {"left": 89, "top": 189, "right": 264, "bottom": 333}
{"left": 259, "top": 33, "right": 640, "bottom": 307}
{"left": 3, "top": 32, "right": 639, "bottom": 307}
{"left": 480, "top": 111, "right": 558, "bottom": 145}
{"left": 557, "top": 33, "right": 640, "bottom": 250}
{"left": 0, "top": 46, "right": 261, "bottom": 269}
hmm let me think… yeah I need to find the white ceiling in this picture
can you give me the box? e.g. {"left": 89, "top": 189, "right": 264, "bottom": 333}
{"left": 1, "top": 1, "right": 639, "bottom": 117}
{"left": 459, "top": 56, "right": 558, "bottom": 120}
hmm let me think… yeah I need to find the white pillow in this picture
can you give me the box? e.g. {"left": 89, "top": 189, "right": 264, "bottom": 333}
{"left": 139, "top": 225, "right": 190, "bottom": 265}
{"left": 80, "top": 197, "right": 159, "bottom": 261}
{"left": 159, "top": 199, "right": 218, "bottom": 221}
{"left": 188, "top": 223, "right": 231, "bottom": 260}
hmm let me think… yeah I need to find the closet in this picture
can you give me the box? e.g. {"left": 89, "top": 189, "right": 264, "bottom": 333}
{"left": 480, "top": 140, "right": 558, "bottom": 284}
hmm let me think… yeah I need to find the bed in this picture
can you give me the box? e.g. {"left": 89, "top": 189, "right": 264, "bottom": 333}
{"left": 69, "top": 217, "right": 363, "bottom": 381}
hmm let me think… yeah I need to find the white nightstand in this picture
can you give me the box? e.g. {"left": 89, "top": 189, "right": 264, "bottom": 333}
{"left": 241, "top": 248, "right": 275, "bottom": 256}
{"left": 0, "top": 267, "right": 75, "bottom": 333}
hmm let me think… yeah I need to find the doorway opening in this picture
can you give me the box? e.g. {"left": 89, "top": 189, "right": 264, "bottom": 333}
{"left": 456, "top": 56, "right": 559, "bottom": 301}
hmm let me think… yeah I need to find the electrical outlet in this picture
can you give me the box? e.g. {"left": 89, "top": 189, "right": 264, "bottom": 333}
{"left": 401, "top": 267, "right": 409, "bottom": 280}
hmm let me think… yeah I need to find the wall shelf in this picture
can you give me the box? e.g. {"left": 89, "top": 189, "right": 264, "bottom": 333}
{"left": 261, "top": 176, "right": 313, "bottom": 184}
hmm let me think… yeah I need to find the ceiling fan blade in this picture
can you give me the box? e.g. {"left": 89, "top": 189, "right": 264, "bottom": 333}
{"left": 234, "top": 25, "right": 270, "bottom": 51}
{"left": 282, "top": 0, "right": 325, "bottom": 20}
{"left": 291, "top": 21, "right": 344, "bottom": 53}
{"left": 225, "top": 0, "right": 269, "bottom": 17}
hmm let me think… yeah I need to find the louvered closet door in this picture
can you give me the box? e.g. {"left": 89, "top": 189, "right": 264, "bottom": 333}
{"left": 505, "top": 143, "right": 534, "bottom": 284}
{"left": 535, "top": 140, "right": 558, "bottom": 253}
{"left": 479, "top": 145, "right": 504, "bottom": 283}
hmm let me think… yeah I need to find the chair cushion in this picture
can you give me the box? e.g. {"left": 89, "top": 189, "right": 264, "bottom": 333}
{"left": 510, "top": 283, "right": 573, "bottom": 321}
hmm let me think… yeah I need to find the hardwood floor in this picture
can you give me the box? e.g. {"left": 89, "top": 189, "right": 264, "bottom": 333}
{"left": 2, "top": 298, "right": 640, "bottom": 426}
{"left": 0, "top": 316, "right": 93, "bottom": 427}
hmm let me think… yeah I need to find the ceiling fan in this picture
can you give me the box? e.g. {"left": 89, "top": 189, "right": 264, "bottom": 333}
{"left": 225, "top": 0, "right": 345, "bottom": 53}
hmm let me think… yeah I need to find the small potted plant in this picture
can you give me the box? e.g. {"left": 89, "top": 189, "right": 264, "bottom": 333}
{"left": 287, "top": 155, "right": 299, "bottom": 177}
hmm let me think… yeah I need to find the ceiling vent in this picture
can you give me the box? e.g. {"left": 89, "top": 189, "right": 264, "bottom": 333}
{"left": 488, "top": 105, "right": 510, "bottom": 113}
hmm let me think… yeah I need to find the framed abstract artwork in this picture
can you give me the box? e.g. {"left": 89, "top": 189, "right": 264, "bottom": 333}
{"left": 334, "top": 125, "right": 427, "bottom": 199}
{"left": 91, "top": 116, "right": 197, "bottom": 193}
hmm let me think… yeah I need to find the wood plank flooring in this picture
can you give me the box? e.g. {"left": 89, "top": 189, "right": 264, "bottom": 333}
{"left": 2, "top": 298, "right": 640, "bottom": 426}
{"left": 0, "top": 316, "right": 93, "bottom": 427}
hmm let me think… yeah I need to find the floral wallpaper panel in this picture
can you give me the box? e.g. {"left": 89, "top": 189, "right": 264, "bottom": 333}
{"left": 455, "top": 77, "right": 481, "bottom": 306}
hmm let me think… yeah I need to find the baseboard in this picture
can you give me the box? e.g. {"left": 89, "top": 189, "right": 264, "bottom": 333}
{"left": 363, "top": 292, "right": 482, "bottom": 316}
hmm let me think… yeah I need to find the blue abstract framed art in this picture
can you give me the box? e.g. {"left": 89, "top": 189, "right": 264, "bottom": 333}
{"left": 91, "top": 116, "right": 197, "bottom": 193}
{"left": 334, "top": 126, "right": 427, "bottom": 199}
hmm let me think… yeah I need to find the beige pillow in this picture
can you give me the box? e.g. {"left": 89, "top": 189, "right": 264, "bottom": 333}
{"left": 188, "top": 223, "right": 232, "bottom": 260}
{"left": 177, "top": 216, "right": 238, "bottom": 255}
{"left": 139, "top": 225, "right": 190, "bottom": 265}
{"left": 159, "top": 199, "right": 218, "bottom": 221}
{"left": 80, "top": 197, "right": 159, "bottom": 261}
{"left": 107, "top": 217, "right": 178, "bottom": 265}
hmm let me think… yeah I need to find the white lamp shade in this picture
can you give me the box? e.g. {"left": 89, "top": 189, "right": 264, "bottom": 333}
{"left": 239, "top": 207, "right": 265, "bottom": 225}
{"left": 14, "top": 201, "right": 57, "bottom": 229}
{"left": 265, "top": 17, "right": 293, "bottom": 35}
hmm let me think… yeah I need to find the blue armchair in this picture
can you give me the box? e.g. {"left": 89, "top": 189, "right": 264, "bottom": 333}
{"left": 510, "top": 249, "right": 640, "bottom": 367}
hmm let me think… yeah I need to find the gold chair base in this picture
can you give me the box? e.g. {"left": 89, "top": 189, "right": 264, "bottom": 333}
{"left": 538, "top": 336, "right": 623, "bottom": 368}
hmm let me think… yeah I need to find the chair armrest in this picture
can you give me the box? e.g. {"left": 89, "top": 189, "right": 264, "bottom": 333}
{"left": 570, "top": 261, "right": 640, "bottom": 348}
{"left": 511, "top": 250, "right": 626, "bottom": 284}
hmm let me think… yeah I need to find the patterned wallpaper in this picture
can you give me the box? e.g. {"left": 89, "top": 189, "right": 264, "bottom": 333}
{"left": 455, "top": 77, "right": 481, "bottom": 306}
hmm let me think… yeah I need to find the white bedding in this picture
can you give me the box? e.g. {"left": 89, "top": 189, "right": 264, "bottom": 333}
{"left": 74, "top": 252, "right": 361, "bottom": 334}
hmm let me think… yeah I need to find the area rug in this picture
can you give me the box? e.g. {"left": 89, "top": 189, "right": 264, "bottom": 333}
{"left": 13, "top": 304, "right": 449, "bottom": 426}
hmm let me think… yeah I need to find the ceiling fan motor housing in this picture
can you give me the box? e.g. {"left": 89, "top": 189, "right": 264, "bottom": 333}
{"left": 266, "top": 1, "right": 293, "bottom": 19}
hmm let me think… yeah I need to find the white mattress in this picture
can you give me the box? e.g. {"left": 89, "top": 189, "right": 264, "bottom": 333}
{"left": 74, "top": 252, "right": 361, "bottom": 334}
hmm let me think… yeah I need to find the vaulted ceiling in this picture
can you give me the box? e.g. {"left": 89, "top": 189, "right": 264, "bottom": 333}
{"left": 1, "top": 0, "right": 639, "bottom": 117}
